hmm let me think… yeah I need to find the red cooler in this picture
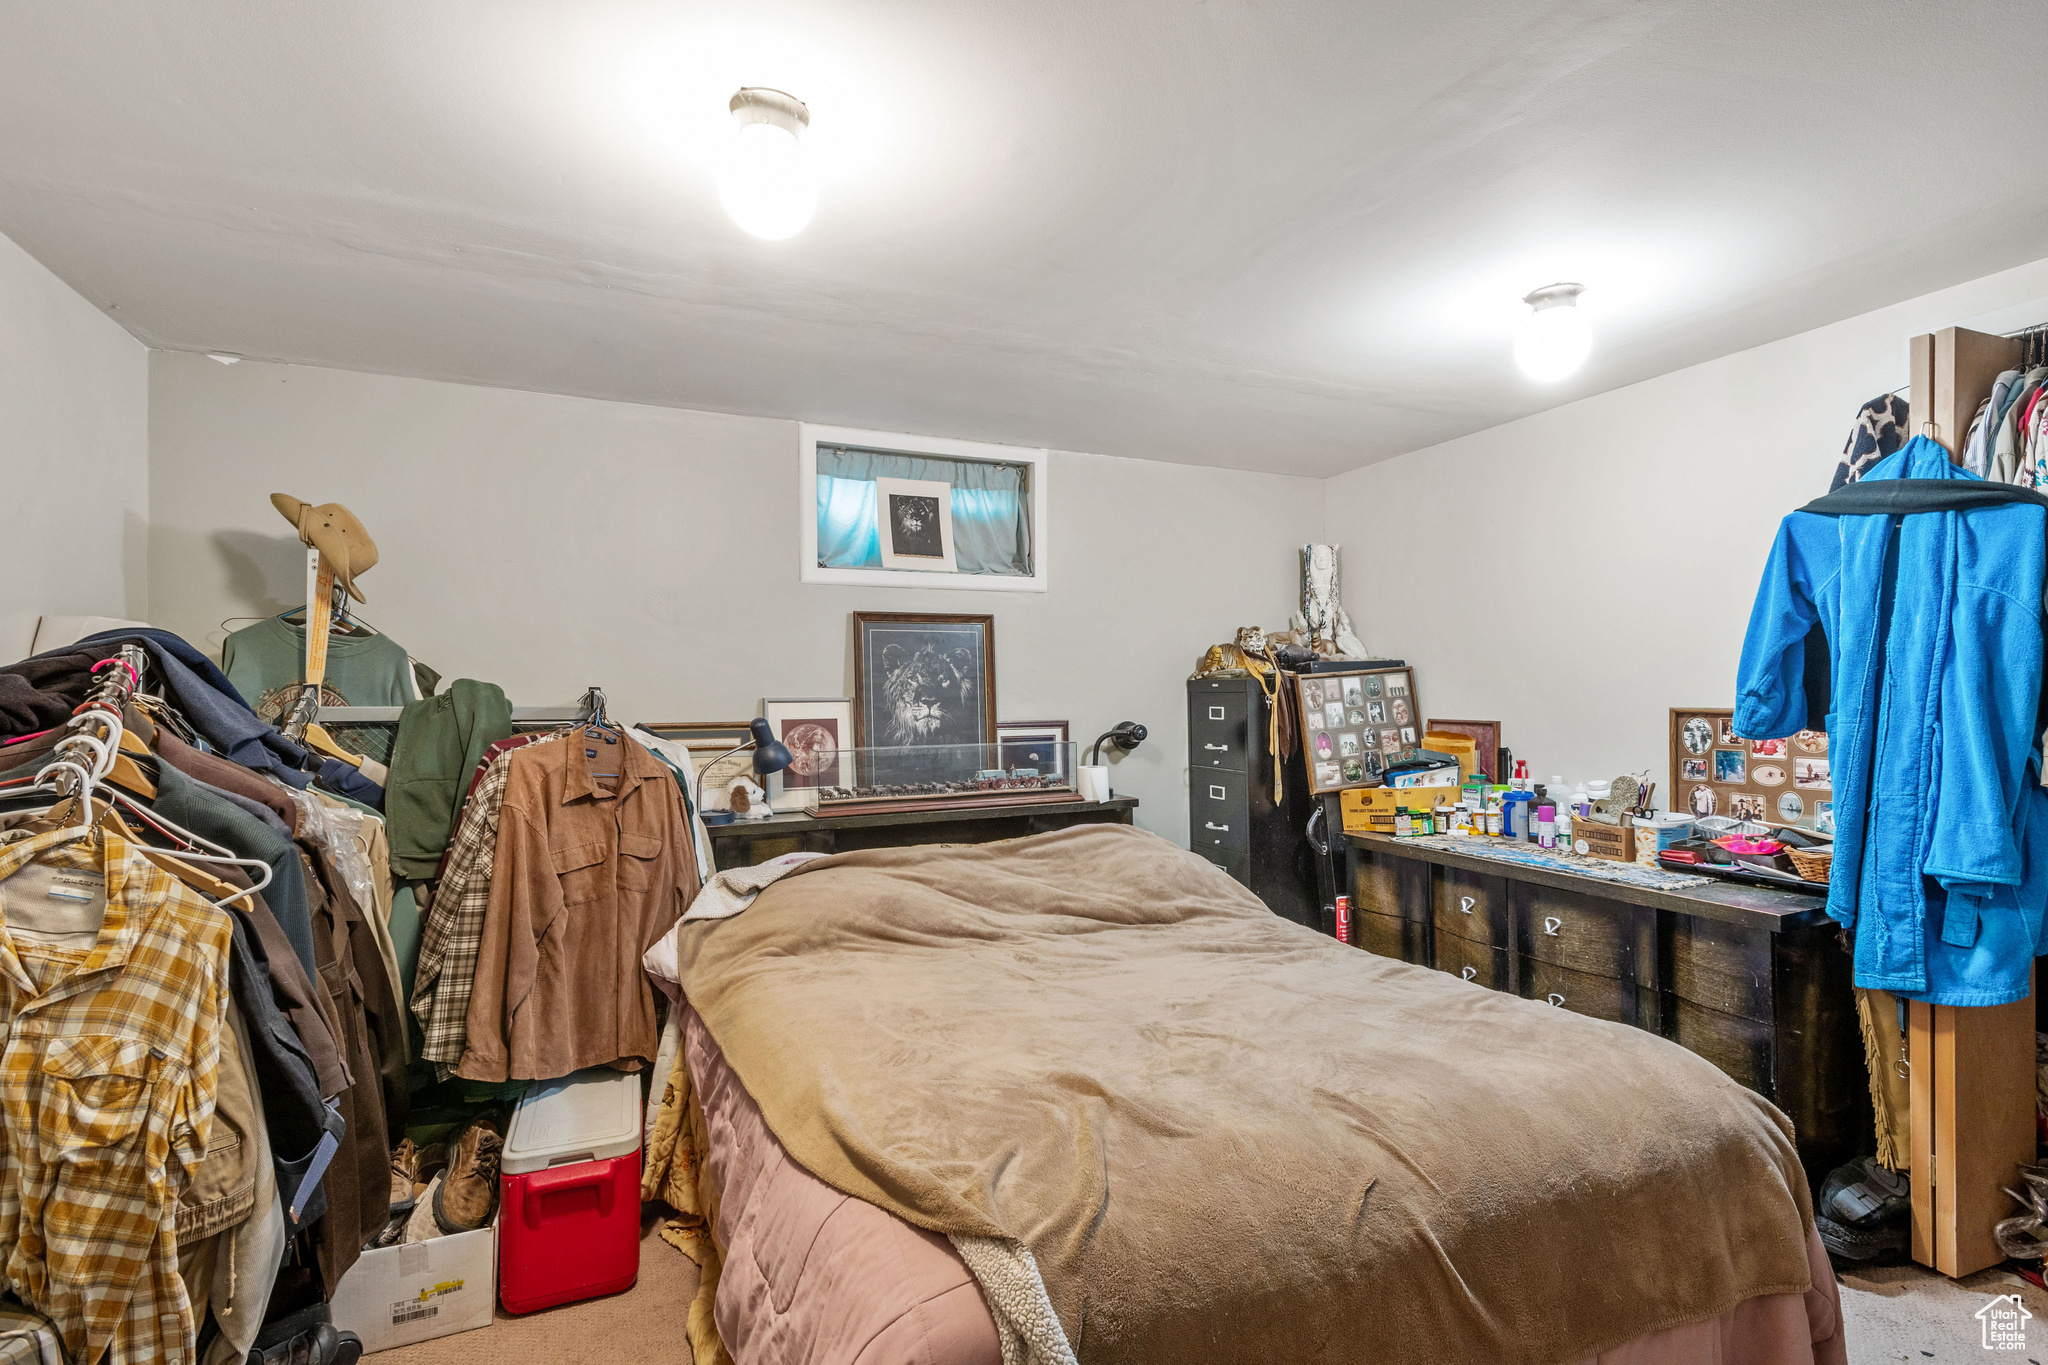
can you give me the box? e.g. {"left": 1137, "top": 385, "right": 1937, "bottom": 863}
{"left": 497, "top": 1067, "right": 644, "bottom": 1314}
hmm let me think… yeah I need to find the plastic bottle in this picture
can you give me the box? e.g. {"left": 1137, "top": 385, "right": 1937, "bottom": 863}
{"left": 1537, "top": 804, "right": 1556, "bottom": 849}
{"left": 1556, "top": 804, "right": 1573, "bottom": 854}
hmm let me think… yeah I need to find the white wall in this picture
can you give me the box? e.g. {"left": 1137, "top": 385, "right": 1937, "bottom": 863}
{"left": 146, "top": 353, "right": 1324, "bottom": 841}
{"left": 0, "top": 232, "right": 148, "bottom": 656}
{"left": 1324, "top": 253, "right": 2048, "bottom": 796}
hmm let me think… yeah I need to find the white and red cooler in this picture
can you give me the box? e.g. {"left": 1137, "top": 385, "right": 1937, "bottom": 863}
{"left": 497, "top": 1066, "right": 644, "bottom": 1314}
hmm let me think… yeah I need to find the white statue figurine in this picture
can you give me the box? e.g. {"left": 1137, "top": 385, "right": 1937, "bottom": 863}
{"left": 1298, "top": 544, "right": 1369, "bottom": 659}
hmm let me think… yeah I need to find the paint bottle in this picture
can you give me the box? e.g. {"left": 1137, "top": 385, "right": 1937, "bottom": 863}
{"left": 1537, "top": 804, "right": 1556, "bottom": 849}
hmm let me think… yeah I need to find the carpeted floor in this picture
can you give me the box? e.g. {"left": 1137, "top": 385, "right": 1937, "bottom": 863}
{"left": 373, "top": 1214, "right": 699, "bottom": 1363}
{"left": 372, "top": 1219, "right": 2048, "bottom": 1363}
{"left": 1840, "top": 1261, "right": 2048, "bottom": 1362}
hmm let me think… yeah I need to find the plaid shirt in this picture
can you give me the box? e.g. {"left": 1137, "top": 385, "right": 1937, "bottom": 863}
{"left": 412, "top": 735, "right": 559, "bottom": 1078}
{"left": 0, "top": 824, "right": 230, "bottom": 1365}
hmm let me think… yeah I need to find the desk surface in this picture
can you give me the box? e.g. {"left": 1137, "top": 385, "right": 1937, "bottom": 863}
{"left": 708, "top": 795, "right": 1140, "bottom": 838}
{"left": 1345, "top": 831, "right": 1831, "bottom": 933}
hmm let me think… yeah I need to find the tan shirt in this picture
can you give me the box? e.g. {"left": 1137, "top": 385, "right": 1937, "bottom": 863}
{"left": 456, "top": 730, "right": 699, "bottom": 1081}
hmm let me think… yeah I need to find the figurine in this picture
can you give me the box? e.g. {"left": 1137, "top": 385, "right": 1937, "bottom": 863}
{"left": 1296, "top": 544, "right": 1369, "bottom": 659}
{"left": 727, "top": 776, "right": 773, "bottom": 819}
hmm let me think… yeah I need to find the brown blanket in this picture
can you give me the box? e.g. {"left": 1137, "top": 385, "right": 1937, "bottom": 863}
{"left": 672, "top": 825, "right": 1816, "bottom": 1365}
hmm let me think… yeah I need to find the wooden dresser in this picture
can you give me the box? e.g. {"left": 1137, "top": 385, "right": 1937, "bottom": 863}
{"left": 1187, "top": 676, "right": 1318, "bottom": 927}
{"left": 1344, "top": 832, "right": 1868, "bottom": 1188}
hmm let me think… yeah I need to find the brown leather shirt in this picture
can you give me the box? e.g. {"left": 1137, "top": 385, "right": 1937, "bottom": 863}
{"left": 456, "top": 729, "right": 699, "bottom": 1081}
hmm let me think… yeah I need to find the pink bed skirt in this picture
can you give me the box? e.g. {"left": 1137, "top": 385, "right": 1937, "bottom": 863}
{"left": 685, "top": 1008, "right": 1846, "bottom": 1365}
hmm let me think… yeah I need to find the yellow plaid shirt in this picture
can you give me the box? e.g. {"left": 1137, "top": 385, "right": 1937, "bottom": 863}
{"left": 0, "top": 824, "right": 230, "bottom": 1365}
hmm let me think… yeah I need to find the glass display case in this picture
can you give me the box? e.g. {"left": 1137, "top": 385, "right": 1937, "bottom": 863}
{"left": 776, "top": 741, "right": 1078, "bottom": 815}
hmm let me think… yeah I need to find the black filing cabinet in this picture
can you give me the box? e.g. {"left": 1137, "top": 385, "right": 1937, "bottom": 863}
{"left": 1187, "top": 676, "right": 1318, "bottom": 926}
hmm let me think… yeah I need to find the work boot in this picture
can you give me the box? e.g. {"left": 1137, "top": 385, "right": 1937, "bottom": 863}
{"left": 388, "top": 1138, "right": 420, "bottom": 1216}
{"left": 432, "top": 1118, "right": 503, "bottom": 1234}
{"left": 1815, "top": 1156, "right": 1909, "bottom": 1263}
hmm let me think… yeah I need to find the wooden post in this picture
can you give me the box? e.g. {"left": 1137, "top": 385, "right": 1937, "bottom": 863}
{"left": 1902, "top": 327, "right": 2036, "bottom": 1276}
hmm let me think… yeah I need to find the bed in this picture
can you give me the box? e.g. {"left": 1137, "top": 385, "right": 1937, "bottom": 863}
{"left": 643, "top": 825, "right": 1846, "bottom": 1365}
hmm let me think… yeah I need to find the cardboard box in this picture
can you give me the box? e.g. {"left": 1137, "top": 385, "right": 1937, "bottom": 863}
{"left": 1569, "top": 814, "right": 1634, "bottom": 862}
{"left": 330, "top": 1219, "right": 497, "bottom": 1353}
{"left": 1341, "top": 786, "right": 1455, "bottom": 835}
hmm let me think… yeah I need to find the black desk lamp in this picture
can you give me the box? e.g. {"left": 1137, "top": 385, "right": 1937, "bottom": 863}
{"left": 698, "top": 718, "right": 795, "bottom": 827}
{"left": 1088, "top": 721, "right": 1148, "bottom": 765}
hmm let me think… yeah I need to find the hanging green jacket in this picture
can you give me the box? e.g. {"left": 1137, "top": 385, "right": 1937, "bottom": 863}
{"left": 385, "top": 679, "right": 514, "bottom": 880}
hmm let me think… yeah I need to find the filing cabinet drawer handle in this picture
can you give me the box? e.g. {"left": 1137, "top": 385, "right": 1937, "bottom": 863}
{"left": 1208, "top": 706, "right": 1226, "bottom": 720}
{"left": 1543, "top": 916, "right": 1562, "bottom": 936}
{"left": 1203, "top": 743, "right": 1229, "bottom": 751}
{"left": 1459, "top": 896, "right": 1475, "bottom": 914}
{"left": 1204, "top": 822, "right": 1230, "bottom": 832}
{"left": 1461, "top": 966, "right": 1477, "bottom": 981}
{"left": 1208, "top": 786, "right": 1226, "bottom": 800}
{"left": 1547, "top": 993, "right": 1565, "bottom": 1007}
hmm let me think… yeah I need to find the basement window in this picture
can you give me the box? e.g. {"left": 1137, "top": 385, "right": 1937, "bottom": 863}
{"left": 798, "top": 424, "right": 1049, "bottom": 592}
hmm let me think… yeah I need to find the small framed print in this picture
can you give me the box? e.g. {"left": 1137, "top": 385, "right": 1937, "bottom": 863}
{"left": 875, "top": 477, "right": 958, "bottom": 573}
{"left": 1296, "top": 666, "right": 1421, "bottom": 794}
{"left": 637, "top": 720, "right": 755, "bottom": 813}
{"left": 996, "top": 721, "right": 1070, "bottom": 779}
{"left": 763, "top": 696, "right": 854, "bottom": 811}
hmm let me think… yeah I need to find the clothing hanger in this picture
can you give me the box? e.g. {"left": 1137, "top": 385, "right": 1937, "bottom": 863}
{"left": 578, "top": 686, "right": 624, "bottom": 778}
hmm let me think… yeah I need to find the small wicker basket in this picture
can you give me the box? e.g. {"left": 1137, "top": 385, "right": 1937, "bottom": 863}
{"left": 1787, "top": 844, "right": 1833, "bottom": 884}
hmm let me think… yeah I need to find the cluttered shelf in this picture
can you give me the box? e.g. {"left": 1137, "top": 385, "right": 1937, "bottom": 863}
{"left": 706, "top": 795, "right": 1139, "bottom": 870}
{"left": 1343, "top": 831, "right": 1832, "bottom": 934}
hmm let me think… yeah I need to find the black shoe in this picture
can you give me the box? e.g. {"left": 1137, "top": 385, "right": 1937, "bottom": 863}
{"left": 248, "top": 1304, "right": 363, "bottom": 1365}
{"left": 1816, "top": 1157, "right": 1910, "bottom": 1264}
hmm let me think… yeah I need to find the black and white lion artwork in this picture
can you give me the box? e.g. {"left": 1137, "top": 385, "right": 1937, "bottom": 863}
{"left": 878, "top": 641, "right": 978, "bottom": 746}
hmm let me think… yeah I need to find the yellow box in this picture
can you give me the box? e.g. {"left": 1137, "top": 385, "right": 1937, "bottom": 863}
{"left": 1340, "top": 786, "right": 1450, "bottom": 836}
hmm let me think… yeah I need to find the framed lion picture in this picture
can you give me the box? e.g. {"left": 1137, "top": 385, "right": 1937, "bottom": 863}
{"left": 853, "top": 613, "right": 997, "bottom": 750}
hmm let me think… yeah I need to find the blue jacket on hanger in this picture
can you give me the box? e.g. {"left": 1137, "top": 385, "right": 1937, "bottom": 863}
{"left": 1736, "top": 436, "right": 2048, "bottom": 1006}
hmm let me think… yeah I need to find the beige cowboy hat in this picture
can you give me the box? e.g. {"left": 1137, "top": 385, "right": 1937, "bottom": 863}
{"left": 271, "top": 494, "right": 379, "bottom": 602}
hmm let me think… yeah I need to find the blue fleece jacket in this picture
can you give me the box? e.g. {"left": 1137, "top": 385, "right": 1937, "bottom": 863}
{"left": 1735, "top": 436, "right": 2048, "bottom": 1006}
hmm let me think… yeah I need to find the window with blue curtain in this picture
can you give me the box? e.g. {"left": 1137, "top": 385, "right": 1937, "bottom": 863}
{"left": 816, "top": 445, "right": 1034, "bottom": 576}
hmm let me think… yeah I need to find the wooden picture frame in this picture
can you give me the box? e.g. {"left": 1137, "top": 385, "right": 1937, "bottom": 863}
{"left": 1295, "top": 666, "right": 1418, "bottom": 794}
{"left": 1668, "top": 707, "right": 1831, "bottom": 831}
{"left": 996, "top": 720, "right": 1070, "bottom": 779}
{"left": 1424, "top": 719, "right": 1501, "bottom": 783}
{"left": 853, "top": 612, "right": 997, "bottom": 749}
{"left": 636, "top": 721, "right": 755, "bottom": 812}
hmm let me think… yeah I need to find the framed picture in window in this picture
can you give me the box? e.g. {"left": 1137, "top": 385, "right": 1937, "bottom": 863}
{"left": 799, "top": 424, "right": 1049, "bottom": 592}
{"left": 874, "top": 477, "right": 958, "bottom": 572}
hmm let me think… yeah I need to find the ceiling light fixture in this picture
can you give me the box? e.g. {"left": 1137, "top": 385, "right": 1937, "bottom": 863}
{"left": 719, "top": 87, "right": 817, "bottom": 240}
{"left": 1514, "top": 283, "right": 1590, "bottom": 382}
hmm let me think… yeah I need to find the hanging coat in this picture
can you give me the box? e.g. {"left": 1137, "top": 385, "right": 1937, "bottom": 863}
{"left": 1736, "top": 435, "right": 2048, "bottom": 1006}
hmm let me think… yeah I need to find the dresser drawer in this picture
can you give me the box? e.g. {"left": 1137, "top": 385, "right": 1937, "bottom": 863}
{"left": 1436, "top": 932, "right": 1512, "bottom": 992}
{"left": 1190, "top": 771, "right": 1249, "bottom": 853}
{"left": 1433, "top": 867, "right": 1509, "bottom": 948}
{"left": 1666, "top": 997, "right": 1774, "bottom": 1095}
{"left": 1354, "top": 909, "right": 1431, "bottom": 965}
{"left": 1188, "top": 692, "right": 1252, "bottom": 772}
{"left": 1191, "top": 842, "right": 1250, "bottom": 886}
{"left": 1511, "top": 883, "right": 1653, "bottom": 985}
{"left": 1666, "top": 914, "right": 1774, "bottom": 1024}
{"left": 1352, "top": 848, "right": 1428, "bottom": 922}
{"left": 1519, "top": 958, "right": 1641, "bottom": 1026}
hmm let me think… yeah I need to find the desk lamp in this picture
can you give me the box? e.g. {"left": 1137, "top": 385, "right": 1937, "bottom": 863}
{"left": 698, "top": 718, "right": 794, "bottom": 827}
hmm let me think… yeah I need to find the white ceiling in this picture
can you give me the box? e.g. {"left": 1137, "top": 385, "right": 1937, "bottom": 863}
{"left": 2, "top": 0, "right": 2045, "bottom": 477}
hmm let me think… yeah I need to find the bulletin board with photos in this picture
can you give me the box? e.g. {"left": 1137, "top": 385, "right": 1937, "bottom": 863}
{"left": 1295, "top": 667, "right": 1420, "bottom": 794}
{"left": 1669, "top": 708, "right": 1833, "bottom": 833}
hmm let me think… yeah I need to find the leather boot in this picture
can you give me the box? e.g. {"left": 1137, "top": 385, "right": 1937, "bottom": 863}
{"left": 432, "top": 1118, "right": 504, "bottom": 1234}
{"left": 247, "top": 1303, "right": 363, "bottom": 1365}
{"left": 388, "top": 1138, "right": 420, "bottom": 1216}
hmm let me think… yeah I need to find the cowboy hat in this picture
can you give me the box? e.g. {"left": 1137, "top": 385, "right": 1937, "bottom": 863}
{"left": 271, "top": 494, "right": 379, "bottom": 602}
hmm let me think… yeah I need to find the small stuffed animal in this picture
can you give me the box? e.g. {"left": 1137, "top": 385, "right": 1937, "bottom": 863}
{"left": 727, "top": 776, "right": 772, "bottom": 819}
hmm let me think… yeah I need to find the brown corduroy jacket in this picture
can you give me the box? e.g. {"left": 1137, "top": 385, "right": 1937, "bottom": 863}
{"left": 456, "top": 730, "right": 699, "bottom": 1082}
